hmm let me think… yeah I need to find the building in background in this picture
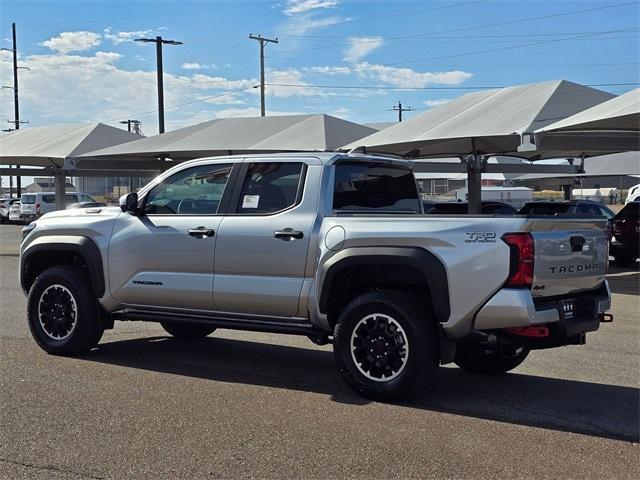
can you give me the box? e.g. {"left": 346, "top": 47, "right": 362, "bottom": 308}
{"left": 23, "top": 177, "right": 76, "bottom": 193}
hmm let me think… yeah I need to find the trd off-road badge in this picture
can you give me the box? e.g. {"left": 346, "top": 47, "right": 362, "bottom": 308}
{"left": 465, "top": 232, "right": 497, "bottom": 243}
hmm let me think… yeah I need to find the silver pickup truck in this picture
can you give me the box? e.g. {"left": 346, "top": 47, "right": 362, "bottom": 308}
{"left": 20, "top": 153, "right": 612, "bottom": 400}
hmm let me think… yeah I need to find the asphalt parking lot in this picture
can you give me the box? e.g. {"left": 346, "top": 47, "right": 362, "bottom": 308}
{"left": 1, "top": 224, "right": 638, "bottom": 479}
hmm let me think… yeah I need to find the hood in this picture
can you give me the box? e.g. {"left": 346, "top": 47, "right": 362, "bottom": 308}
{"left": 39, "top": 206, "right": 122, "bottom": 220}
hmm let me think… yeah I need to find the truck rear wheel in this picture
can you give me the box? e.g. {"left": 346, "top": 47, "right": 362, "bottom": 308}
{"left": 161, "top": 322, "right": 216, "bottom": 338}
{"left": 454, "top": 344, "right": 529, "bottom": 374}
{"left": 333, "top": 290, "right": 439, "bottom": 401}
{"left": 27, "top": 266, "right": 104, "bottom": 355}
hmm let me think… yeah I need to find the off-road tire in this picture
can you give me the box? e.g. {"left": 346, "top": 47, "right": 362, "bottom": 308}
{"left": 161, "top": 322, "right": 216, "bottom": 338}
{"left": 27, "top": 266, "right": 104, "bottom": 355}
{"left": 454, "top": 344, "right": 529, "bottom": 374}
{"left": 333, "top": 290, "right": 439, "bottom": 401}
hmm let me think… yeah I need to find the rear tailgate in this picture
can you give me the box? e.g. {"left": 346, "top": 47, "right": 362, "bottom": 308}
{"left": 527, "top": 218, "right": 608, "bottom": 298}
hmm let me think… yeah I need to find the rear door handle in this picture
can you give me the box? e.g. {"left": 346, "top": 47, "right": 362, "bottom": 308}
{"left": 274, "top": 228, "right": 304, "bottom": 240}
{"left": 188, "top": 227, "right": 215, "bottom": 238}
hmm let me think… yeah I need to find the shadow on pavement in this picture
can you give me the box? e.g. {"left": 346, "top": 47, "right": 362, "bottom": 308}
{"left": 86, "top": 335, "right": 639, "bottom": 443}
{"left": 606, "top": 268, "right": 640, "bottom": 295}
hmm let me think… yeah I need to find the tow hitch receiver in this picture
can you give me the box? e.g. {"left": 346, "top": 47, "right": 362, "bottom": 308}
{"left": 599, "top": 313, "right": 614, "bottom": 323}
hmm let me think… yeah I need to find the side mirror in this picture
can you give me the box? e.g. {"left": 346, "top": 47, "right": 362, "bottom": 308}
{"left": 119, "top": 192, "right": 139, "bottom": 215}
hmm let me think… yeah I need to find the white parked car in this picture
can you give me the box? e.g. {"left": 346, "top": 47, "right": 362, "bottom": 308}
{"left": 9, "top": 201, "right": 22, "bottom": 223}
{"left": 625, "top": 184, "right": 640, "bottom": 204}
{"left": 0, "top": 197, "right": 20, "bottom": 223}
{"left": 19, "top": 192, "right": 96, "bottom": 221}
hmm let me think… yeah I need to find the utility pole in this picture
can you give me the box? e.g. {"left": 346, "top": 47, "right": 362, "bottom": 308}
{"left": 134, "top": 36, "right": 182, "bottom": 133}
{"left": 391, "top": 101, "right": 412, "bottom": 122}
{"left": 1, "top": 23, "right": 29, "bottom": 196}
{"left": 249, "top": 34, "right": 278, "bottom": 117}
{"left": 119, "top": 119, "right": 141, "bottom": 134}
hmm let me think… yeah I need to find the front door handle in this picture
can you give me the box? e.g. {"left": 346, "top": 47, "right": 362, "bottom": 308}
{"left": 188, "top": 227, "right": 215, "bottom": 238}
{"left": 274, "top": 228, "right": 304, "bottom": 240}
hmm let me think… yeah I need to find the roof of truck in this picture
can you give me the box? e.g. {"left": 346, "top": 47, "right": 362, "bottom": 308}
{"left": 175, "top": 151, "right": 413, "bottom": 167}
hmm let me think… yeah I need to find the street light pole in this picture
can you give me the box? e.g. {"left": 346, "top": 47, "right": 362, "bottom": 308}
{"left": 134, "top": 36, "right": 182, "bottom": 133}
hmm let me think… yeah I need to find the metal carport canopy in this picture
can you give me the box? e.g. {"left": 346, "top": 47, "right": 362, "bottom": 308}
{"left": 0, "top": 123, "right": 162, "bottom": 208}
{"left": 77, "top": 114, "right": 378, "bottom": 161}
{"left": 533, "top": 88, "right": 640, "bottom": 154}
{"left": 340, "top": 80, "right": 615, "bottom": 213}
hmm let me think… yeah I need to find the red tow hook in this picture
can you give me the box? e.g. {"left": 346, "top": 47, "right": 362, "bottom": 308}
{"left": 599, "top": 313, "right": 614, "bottom": 323}
{"left": 503, "top": 326, "right": 549, "bottom": 337}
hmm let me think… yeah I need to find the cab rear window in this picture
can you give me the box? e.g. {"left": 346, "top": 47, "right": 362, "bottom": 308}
{"left": 333, "top": 162, "right": 421, "bottom": 213}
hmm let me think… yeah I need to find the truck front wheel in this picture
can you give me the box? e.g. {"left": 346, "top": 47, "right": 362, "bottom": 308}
{"left": 454, "top": 344, "right": 529, "bottom": 374}
{"left": 333, "top": 290, "right": 439, "bottom": 401}
{"left": 27, "top": 266, "right": 104, "bottom": 355}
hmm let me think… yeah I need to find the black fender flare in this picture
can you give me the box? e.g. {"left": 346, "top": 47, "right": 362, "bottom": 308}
{"left": 318, "top": 246, "right": 450, "bottom": 324}
{"left": 21, "top": 235, "right": 105, "bottom": 297}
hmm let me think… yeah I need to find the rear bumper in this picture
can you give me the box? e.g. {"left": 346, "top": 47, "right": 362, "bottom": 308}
{"left": 474, "top": 281, "right": 611, "bottom": 331}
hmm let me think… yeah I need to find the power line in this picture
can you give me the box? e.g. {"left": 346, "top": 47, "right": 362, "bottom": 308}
{"left": 266, "top": 0, "right": 487, "bottom": 35}
{"left": 273, "top": 1, "right": 637, "bottom": 42}
{"left": 104, "top": 86, "right": 257, "bottom": 123}
{"left": 265, "top": 82, "right": 640, "bottom": 91}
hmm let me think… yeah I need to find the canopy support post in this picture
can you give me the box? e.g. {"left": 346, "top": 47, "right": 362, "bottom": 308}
{"left": 562, "top": 184, "right": 572, "bottom": 200}
{"left": 467, "top": 138, "right": 483, "bottom": 214}
{"left": 54, "top": 170, "right": 66, "bottom": 210}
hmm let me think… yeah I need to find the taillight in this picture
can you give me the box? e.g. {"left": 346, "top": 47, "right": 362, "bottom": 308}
{"left": 502, "top": 232, "right": 534, "bottom": 288}
{"left": 35, "top": 202, "right": 41, "bottom": 213}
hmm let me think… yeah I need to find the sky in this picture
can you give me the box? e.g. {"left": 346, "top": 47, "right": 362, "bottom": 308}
{"left": 0, "top": 0, "right": 639, "bottom": 187}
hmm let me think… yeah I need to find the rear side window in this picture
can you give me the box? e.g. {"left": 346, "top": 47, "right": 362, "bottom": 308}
{"left": 21, "top": 194, "right": 35, "bottom": 204}
{"left": 333, "top": 162, "right": 421, "bottom": 213}
{"left": 236, "top": 162, "right": 304, "bottom": 214}
{"left": 41, "top": 194, "right": 56, "bottom": 203}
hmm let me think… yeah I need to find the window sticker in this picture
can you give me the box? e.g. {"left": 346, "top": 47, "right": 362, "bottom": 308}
{"left": 242, "top": 195, "right": 260, "bottom": 209}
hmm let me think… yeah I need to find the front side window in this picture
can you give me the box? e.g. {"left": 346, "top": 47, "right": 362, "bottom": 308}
{"left": 236, "top": 162, "right": 303, "bottom": 214}
{"left": 333, "top": 161, "right": 421, "bottom": 213}
{"left": 144, "top": 163, "right": 232, "bottom": 215}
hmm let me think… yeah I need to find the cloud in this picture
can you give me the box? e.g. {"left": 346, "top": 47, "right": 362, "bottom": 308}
{"left": 284, "top": 0, "right": 340, "bottom": 16}
{"left": 182, "top": 62, "right": 203, "bottom": 70}
{"left": 181, "top": 62, "right": 216, "bottom": 70}
{"left": 41, "top": 31, "right": 101, "bottom": 54}
{"left": 355, "top": 62, "right": 473, "bottom": 88}
{"left": 103, "top": 28, "right": 153, "bottom": 44}
{"left": 0, "top": 50, "right": 262, "bottom": 132}
{"left": 424, "top": 99, "right": 451, "bottom": 108}
{"left": 343, "top": 37, "right": 383, "bottom": 63}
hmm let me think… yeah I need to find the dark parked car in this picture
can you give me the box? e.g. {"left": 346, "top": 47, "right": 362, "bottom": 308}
{"left": 65, "top": 201, "right": 108, "bottom": 210}
{"left": 427, "top": 201, "right": 517, "bottom": 215}
{"left": 518, "top": 200, "right": 614, "bottom": 218}
{"left": 518, "top": 200, "right": 615, "bottom": 239}
{"left": 611, "top": 201, "right": 639, "bottom": 267}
